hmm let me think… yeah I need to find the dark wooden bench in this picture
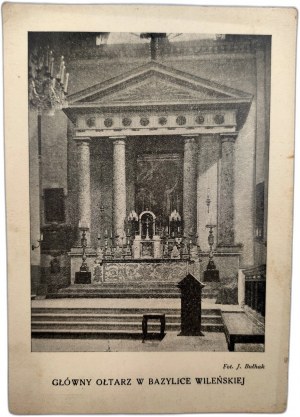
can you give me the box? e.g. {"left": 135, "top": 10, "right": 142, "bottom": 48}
{"left": 142, "top": 314, "right": 165, "bottom": 342}
{"left": 221, "top": 311, "right": 264, "bottom": 351}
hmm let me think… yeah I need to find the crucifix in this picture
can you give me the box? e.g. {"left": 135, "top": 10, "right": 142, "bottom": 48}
{"left": 145, "top": 217, "right": 151, "bottom": 240}
{"left": 140, "top": 33, "right": 168, "bottom": 60}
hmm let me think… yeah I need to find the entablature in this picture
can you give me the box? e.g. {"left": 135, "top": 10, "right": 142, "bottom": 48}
{"left": 73, "top": 108, "right": 237, "bottom": 138}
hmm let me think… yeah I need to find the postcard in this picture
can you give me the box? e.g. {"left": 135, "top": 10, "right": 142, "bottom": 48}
{"left": 3, "top": 4, "right": 297, "bottom": 413}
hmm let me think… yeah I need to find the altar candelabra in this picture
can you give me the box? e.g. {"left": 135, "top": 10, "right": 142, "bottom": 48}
{"left": 124, "top": 230, "right": 132, "bottom": 259}
{"left": 74, "top": 223, "right": 92, "bottom": 284}
{"left": 163, "top": 230, "right": 170, "bottom": 258}
{"left": 169, "top": 209, "right": 182, "bottom": 238}
{"left": 204, "top": 224, "right": 220, "bottom": 282}
{"left": 127, "top": 210, "right": 139, "bottom": 237}
{"left": 79, "top": 225, "right": 89, "bottom": 272}
{"left": 181, "top": 235, "right": 190, "bottom": 260}
{"left": 104, "top": 233, "right": 113, "bottom": 260}
{"left": 96, "top": 233, "right": 104, "bottom": 261}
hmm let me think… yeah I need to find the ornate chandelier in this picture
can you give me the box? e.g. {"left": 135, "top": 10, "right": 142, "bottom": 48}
{"left": 28, "top": 46, "right": 69, "bottom": 115}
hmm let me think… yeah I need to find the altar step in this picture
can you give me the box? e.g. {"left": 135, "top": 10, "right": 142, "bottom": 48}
{"left": 47, "top": 282, "right": 220, "bottom": 299}
{"left": 31, "top": 307, "right": 224, "bottom": 335}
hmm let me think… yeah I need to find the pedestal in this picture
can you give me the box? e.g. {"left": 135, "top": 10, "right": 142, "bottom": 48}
{"left": 203, "top": 269, "right": 220, "bottom": 282}
{"left": 75, "top": 271, "right": 91, "bottom": 284}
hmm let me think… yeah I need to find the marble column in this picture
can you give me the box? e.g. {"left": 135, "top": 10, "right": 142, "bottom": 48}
{"left": 182, "top": 135, "right": 197, "bottom": 239}
{"left": 112, "top": 137, "right": 126, "bottom": 243}
{"left": 76, "top": 137, "right": 91, "bottom": 244}
{"left": 218, "top": 132, "right": 238, "bottom": 246}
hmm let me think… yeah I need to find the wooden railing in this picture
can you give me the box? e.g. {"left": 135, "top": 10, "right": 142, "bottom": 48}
{"left": 243, "top": 265, "right": 266, "bottom": 317}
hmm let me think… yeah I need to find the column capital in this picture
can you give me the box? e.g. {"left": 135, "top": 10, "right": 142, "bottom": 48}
{"left": 110, "top": 136, "right": 126, "bottom": 144}
{"left": 220, "top": 132, "right": 239, "bottom": 143}
{"left": 112, "top": 139, "right": 126, "bottom": 146}
{"left": 182, "top": 134, "right": 198, "bottom": 144}
{"left": 74, "top": 136, "right": 91, "bottom": 146}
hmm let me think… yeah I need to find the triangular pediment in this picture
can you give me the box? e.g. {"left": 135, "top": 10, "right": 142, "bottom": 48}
{"left": 99, "top": 75, "right": 229, "bottom": 104}
{"left": 66, "top": 61, "right": 252, "bottom": 107}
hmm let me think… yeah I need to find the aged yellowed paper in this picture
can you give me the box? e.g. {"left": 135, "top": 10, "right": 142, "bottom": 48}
{"left": 3, "top": 3, "right": 297, "bottom": 414}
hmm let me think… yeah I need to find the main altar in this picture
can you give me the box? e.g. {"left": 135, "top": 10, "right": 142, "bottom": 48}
{"left": 70, "top": 208, "right": 201, "bottom": 284}
{"left": 64, "top": 60, "right": 251, "bottom": 287}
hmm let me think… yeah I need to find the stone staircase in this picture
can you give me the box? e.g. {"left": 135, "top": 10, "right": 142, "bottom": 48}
{"left": 31, "top": 306, "right": 224, "bottom": 336}
{"left": 47, "top": 282, "right": 220, "bottom": 299}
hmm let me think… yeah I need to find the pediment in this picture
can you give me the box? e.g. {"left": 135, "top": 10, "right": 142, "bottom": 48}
{"left": 66, "top": 61, "right": 252, "bottom": 107}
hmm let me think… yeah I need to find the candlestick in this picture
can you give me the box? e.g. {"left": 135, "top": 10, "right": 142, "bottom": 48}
{"left": 204, "top": 224, "right": 219, "bottom": 282}
{"left": 80, "top": 229, "right": 89, "bottom": 272}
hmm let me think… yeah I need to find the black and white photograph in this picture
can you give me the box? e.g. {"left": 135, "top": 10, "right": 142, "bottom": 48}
{"left": 29, "top": 31, "right": 270, "bottom": 353}
{"left": 4, "top": 4, "right": 297, "bottom": 414}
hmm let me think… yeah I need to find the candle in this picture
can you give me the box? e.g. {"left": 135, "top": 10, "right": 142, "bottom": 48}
{"left": 97, "top": 233, "right": 101, "bottom": 240}
{"left": 64, "top": 73, "right": 69, "bottom": 93}
{"left": 40, "top": 233, "right": 43, "bottom": 241}
{"left": 50, "top": 57, "right": 54, "bottom": 77}
{"left": 45, "top": 50, "right": 49, "bottom": 69}
{"left": 58, "top": 56, "right": 64, "bottom": 79}
{"left": 61, "top": 65, "right": 65, "bottom": 85}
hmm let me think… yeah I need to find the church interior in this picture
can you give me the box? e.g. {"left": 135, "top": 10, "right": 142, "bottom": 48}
{"left": 29, "top": 32, "right": 270, "bottom": 351}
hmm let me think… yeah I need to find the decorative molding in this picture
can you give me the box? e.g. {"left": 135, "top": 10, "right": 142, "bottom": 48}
{"left": 75, "top": 110, "right": 237, "bottom": 134}
{"left": 74, "top": 136, "right": 91, "bottom": 145}
{"left": 220, "top": 132, "right": 239, "bottom": 143}
{"left": 103, "top": 260, "right": 189, "bottom": 283}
